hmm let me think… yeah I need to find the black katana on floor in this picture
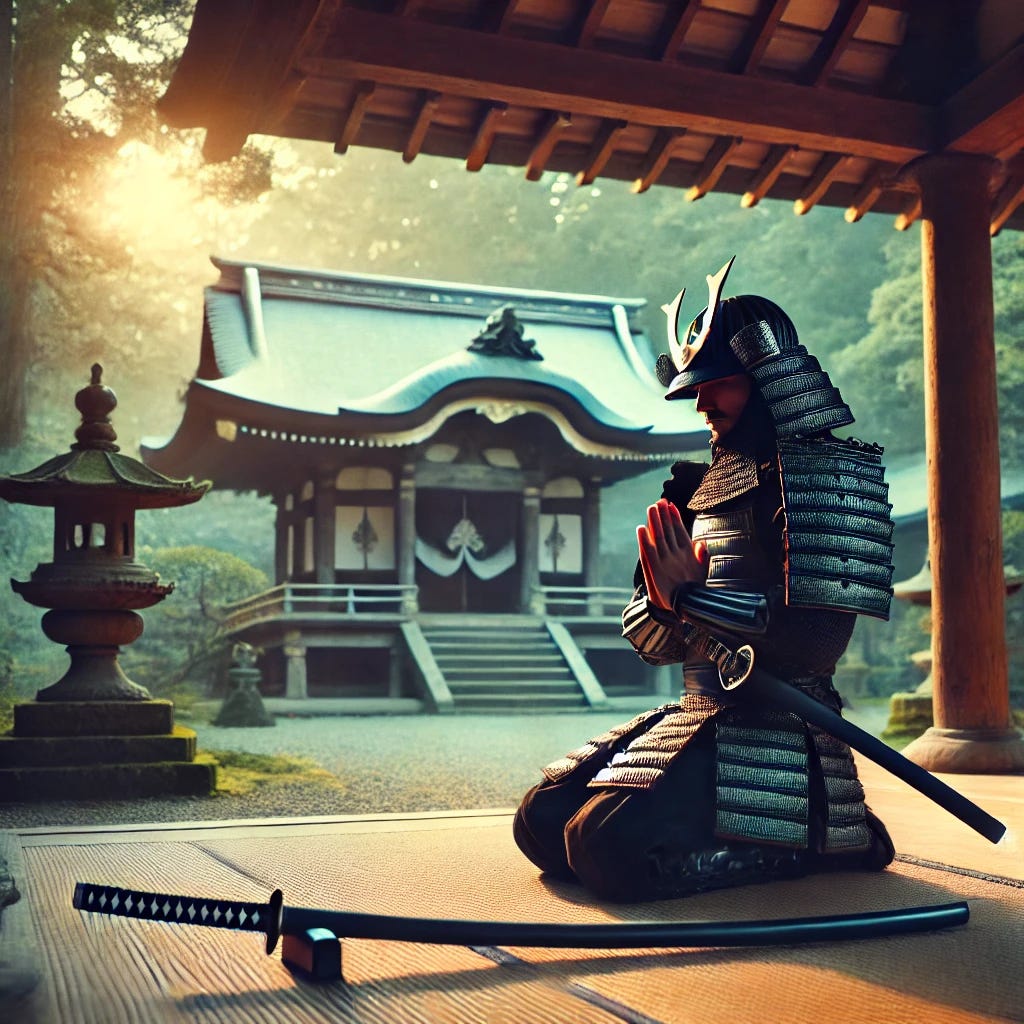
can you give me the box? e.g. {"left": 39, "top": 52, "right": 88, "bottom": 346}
{"left": 72, "top": 882, "right": 969, "bottom": 957}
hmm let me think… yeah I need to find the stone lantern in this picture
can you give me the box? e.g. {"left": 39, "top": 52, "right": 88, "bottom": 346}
{"left": 0, "top": 365, "right": 216, "bottom": 800}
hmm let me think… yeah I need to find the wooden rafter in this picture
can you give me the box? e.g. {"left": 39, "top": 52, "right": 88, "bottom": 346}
{"left": 990, "top": 162, "right": 1024, "bottom": 236}
{"left": 571, "top": 0, "right": 613, "bottom": 49}
{"left": 301, "top": 8, "right": 931, "bottom": 164}
{"left": 894, "top": 194, "right": 922, "bottom": 231}
{"left": 576, "top": 118, "right": 627, "bottom": 186}
{"left": 466, "top": 101, "right": 508, "bottom": 171}
{"left": 687, "top": 136, "right": 743, "bottom": 201}
{"left": 480, "top": 0, "right": 520, "bottom": 34}
{"left": 333, "top": 79, "right": 375, "bottom": 154}
{"left": 942, "top": 41, "right": 1024, "bottom": 157}
{"left": 653, "top": 1, "right": 702, "bottom": 62}
{"left": 793, "top": 152, "right": 846, "bottom": 214}
{"left": 740, "top": 144, "right": 796, "bottom": 208}
{"left": 402, "top": 89, "right": 441, "bottom": 163}
{"left": 844, "top": 165, "right": 888, "bottom": 223}
{"left": 733, "top": 0, "right": 788, "bottom": 76}
{"left": 632, "top": 129, "right": 681, "bottom": 193}
{"left": 526, "top": 111, "right": 572, "bottom": 181}
{"left": 801, "top": 0, "right": 871, "bottom": 86}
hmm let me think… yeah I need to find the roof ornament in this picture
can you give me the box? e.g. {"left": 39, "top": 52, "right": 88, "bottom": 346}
{"left": 664, "top": 256, "right": 736, "bottom": 372}
{"left": 468, "top": 305, "right": 544, "bottom": 361}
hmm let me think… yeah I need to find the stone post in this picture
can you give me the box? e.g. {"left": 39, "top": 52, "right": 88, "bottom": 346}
{"left": 397, "top": 464, "right": 418, "bottom": 614}
{"left": 283, "top": 631, "right": 308, "bottom": 700}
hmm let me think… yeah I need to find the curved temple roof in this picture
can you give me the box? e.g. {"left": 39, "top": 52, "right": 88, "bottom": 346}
{"left": 143, "top": 258, "right": 709, "bottom": 487}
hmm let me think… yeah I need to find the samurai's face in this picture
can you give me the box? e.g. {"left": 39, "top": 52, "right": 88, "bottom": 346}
{"left": 694, "top": 373, "right": 752, "bottom": 443}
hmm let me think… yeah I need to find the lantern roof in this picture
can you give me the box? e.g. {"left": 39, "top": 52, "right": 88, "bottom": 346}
{"left": 0, "top": 365, "right": 210, "bottom": 510}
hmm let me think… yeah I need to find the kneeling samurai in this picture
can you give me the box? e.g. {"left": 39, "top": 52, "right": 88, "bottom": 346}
{"left": 514, "top": 258, "right": 898, "bottom": 902}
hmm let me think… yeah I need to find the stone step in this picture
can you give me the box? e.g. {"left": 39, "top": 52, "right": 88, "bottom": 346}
{"left": 445, "top": 680, "right": 581, "bottom": 696}
{"left": 420, "top": 629, "right": 548, "bottom": 641}
{"left": 449, "top": 693, "right": 586, "bottom": 710}
{"left": 441, "top": 666, "right": 574, "bottom": 680}
{"left": 13, "top": 699, "right": 175, "bottom": 737}
{"left": 0, "top": 761, "right": 216, "bottom": 801}
{"left": 431, "top": 653, "right": 564, "bottom": 664}
{"left": 0, "top": 725, "right": 197, "bottom": 768}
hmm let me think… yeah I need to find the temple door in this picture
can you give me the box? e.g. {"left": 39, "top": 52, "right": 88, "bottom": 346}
{"left": 414, "top": 490, "right": 520, "bottom": 613}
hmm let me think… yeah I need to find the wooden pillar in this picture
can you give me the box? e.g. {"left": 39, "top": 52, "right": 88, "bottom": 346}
{"left": 313, "top": 470, "right": 336, "bottom": 586}
{"left": 273, "top": 492, "right": 289, "bottom": 585}
{"left": 520, "top": 486, "right": 541, "bottom": 614}
{"left": 902, "top": 153, "right": 1024, "bottom": 773}
{"left": 397, "top": 464, "right": 418, "bottom": 614}
{"left": 583, "top": 478, "right": 602, "bottom": 615}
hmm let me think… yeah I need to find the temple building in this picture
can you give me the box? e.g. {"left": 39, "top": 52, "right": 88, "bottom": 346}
{"left": 143, "top": 257, "right": 706, "bottom": 711}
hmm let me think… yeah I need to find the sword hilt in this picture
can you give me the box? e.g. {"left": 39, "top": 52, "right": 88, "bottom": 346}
{"left": 73, "top": 882, "right": 285, "bottom": 953}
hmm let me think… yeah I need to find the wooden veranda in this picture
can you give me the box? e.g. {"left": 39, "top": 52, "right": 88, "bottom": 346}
{"left": 158, "top": 0, "right": 1024, "bottom": 773}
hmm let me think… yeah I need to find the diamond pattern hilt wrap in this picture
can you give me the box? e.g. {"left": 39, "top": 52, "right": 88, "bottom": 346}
{"left": 73, "top": 882, "right": 285, "bottom": 954}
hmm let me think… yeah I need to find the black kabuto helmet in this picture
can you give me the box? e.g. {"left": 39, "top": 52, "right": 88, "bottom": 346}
{"left": 656, "top": 257, "right": 855, "bottom": 438}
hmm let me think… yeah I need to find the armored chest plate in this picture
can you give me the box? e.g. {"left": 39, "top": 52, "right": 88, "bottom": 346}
{"left": 691, "top": 503, "right": 776, "bottom": 590}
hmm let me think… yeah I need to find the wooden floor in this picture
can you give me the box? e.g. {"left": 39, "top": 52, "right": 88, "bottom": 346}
{"left": 3, "top": 758, "right": 1022, "bottom": 1024}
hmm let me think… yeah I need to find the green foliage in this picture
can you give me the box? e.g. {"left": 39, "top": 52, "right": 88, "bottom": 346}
{"left": 124, "top": 545, "right": 268, "bottom": 695}
{"left": 198, "top": 747, "right": 346, "bottom": 797}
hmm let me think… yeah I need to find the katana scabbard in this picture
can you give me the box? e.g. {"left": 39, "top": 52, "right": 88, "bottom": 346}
{"left": 73, "top": 881, "right": 970, "bottom": 955}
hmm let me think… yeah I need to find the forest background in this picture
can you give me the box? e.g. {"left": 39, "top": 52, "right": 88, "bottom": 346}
{"left": 0, "top": 1, "right": 1021, "bottom": 719}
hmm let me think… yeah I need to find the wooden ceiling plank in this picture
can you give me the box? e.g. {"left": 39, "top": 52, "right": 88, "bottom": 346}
{"left": 576, "top": 117, "right": 628, "bottom": 185}
{"left": 631, "top": 129, "right": 682, "bottom": 193}
{"left": 333, "top": 79, "right": 375, "bottom": 154}
{"left": 740, "top": 143, "right": 796, "bottom": 207}
{"left": 990, "top": 167, "right": 1024, "bottom": 236}
{"left": 654, "top": 1, "right": 702, "bottom": 62}
{"left": 573, "top": 0, "right": 614, "bottom": 49}
{"left": 793, "top": 151, "right": 846, "bottom": 214}
{"left": 686, "top": 135, "right": 743, "bottom": 201}
{"left": 525, "top": 111, "right": 573, "bottom": 181}
{"left": 801, "top": 0, "right": 872, "bottom": 86}
{"left": 302, "top": 8, "right": 933, "bottom": 164}
{"left": 466, "top": 101, "right": 508, "bottom": 171}
{"left": 844, "top": 165, "right": 887, "bottom": 222}
{"left": 402, "top": 89, "right": 442, "bottom": 163}
{"left": 734, "top": 0, "right": 789, "bottom": 76}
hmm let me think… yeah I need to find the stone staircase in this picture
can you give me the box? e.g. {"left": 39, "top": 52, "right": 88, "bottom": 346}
{"left": 419, "top": 621, "right": 587, "bottom": 712}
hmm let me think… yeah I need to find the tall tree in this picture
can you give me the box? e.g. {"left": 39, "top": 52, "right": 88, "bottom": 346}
{"left": 0, "top": 0, "right": 270, "bottom": 448}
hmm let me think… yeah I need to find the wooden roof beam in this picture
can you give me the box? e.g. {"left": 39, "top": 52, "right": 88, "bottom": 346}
{"left": 844, "top": 165, "right": 888, "bottom": 223}
{"left": 654, "top": 1, "right": 702, "bottom": 62}
{"left": 740, "top": 144, "right": 796, "bottom": 208}
{"left": 894, "top": 194, "right": 922, "bottom": 231}
{"left": 800, "top": 0, "right": 871, "bottom": 86}
{"left": 526, "top": 111, "right": 572, "bottom": 181}
{"left": 942, "top": 41, "right": 1024, "bottom": 158}
{"left": 576, "top": 118, "right": 627, "bottom": 186}
{"left": 793, "top": 152, "right": 846, "bottom": 215}
{"left": 991, "top": 161, "right": 1024, "bottom": 236}
{"left": 571, "top": 0, "right": 613, "bottom": 49}
{"left": 687, "top": 136, "right": 743, "bottom": 201}
{"left": 402, "top": 89, "right": 441, "bottom": 163}
{"left": 733, "top": 0, "right": 788, "bottom": 76}
{"left": 632, "top": 129, "right": 682, "bottom": 194}
{"left": 466, "top": 101, "right": 508, "bottom": 171}
{"left": 302, "top": 8, "right": 933, "bottom": 164}
{"left": 333, "top": 79, "right": 375, "bottom": 154}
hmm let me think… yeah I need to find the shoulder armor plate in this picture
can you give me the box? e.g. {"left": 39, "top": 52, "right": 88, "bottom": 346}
{"left": 777, "top": 438, "right": 895, "bottom": 619}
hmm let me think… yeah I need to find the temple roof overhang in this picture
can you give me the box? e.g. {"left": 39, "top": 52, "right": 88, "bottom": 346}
{"left": 159, "top": 0, "right": 1024, "bottom": 233}
{"left": 142, "top": 258, "right": 708, "bottom": 489}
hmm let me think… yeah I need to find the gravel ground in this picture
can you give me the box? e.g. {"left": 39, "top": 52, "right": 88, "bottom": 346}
{"left": 1, "top": 702, "right": 893, "bottom": 830}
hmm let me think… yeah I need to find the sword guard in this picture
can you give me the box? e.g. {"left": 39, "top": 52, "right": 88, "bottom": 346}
{"left": 719, "top": 644, "right": 755, "bottom": 690}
